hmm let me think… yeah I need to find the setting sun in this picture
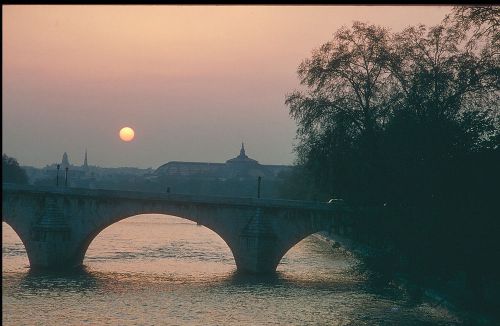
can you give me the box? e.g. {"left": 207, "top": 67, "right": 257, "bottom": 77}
{"left": 119, "top": 127, "right": 135, "bottom": 142}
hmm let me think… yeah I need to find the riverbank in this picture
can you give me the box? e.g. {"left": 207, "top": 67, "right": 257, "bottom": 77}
{"left": 312, "top": 232, "right": 499, "bottom": 325}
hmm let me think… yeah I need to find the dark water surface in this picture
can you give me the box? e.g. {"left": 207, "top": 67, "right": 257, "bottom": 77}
{"left": 3, "top": 215, "right": 465, "bottom": 325}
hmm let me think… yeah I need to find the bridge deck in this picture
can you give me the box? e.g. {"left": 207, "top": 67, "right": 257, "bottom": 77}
{"left": 2, "top": 183, "right": 343, "bottom": 211}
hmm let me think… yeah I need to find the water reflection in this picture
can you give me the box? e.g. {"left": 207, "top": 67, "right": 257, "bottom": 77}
{"left": 3, "top": 217, "right": 469, "bottom": 325}
{"left": 12, "top": 266, "right": 360, "bottom": 296}
{"left": 16, "top": 268, "right": 100, "bottom": 296}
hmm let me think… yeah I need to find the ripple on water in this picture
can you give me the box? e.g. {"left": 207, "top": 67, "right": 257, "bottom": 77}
{"left": 2, "top": 217, "right": 470, "bottom": 325}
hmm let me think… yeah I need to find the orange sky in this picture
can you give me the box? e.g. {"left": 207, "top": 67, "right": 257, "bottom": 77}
{"left": 3, "top": 5, "right": 452, "bottom": 168}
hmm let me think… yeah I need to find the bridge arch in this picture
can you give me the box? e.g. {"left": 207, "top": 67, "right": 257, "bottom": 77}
{"left": 2, "top": 213, "right": 39, "bottom": 267}
{"left": 78, "top": 212, "right": 238, "bottom": 270}
{"left": 2, "top": 220, "right": 30, "bottom": 265}
{"left": 273, "top": 225, "right": 334, "bottom": 270}
{"left": 2, "top": 184, "right": 348, "bottom": 273}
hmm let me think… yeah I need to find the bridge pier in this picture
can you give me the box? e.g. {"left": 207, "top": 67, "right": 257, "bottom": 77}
{"left": 235, "top": 234, "right": 279, "bottom": 273}
{"left": 233, "top": 208, "right": 280, "bottom": 273}
{"left": 25, "top": 196, "right": 84, "bottom": 270}
{"left": 27, "top": 226, "right": 83, "bottom": 270}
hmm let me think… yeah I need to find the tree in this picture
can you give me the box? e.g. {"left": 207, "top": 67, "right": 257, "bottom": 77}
{"left": 285, "top": 22, "right": 398, "bottom": 203}
{"left": 284, "top": 7, "right": 500, "bottom": 305}
{"left": 448, "top": 6, "right": 499, "bottom": 47}
{"left": 286, "top": 13, "right": 499, "bottom": 204}
{"left": 2, "top": 154, "right": 28, "bottom": 184}
{"left": 381, "top": 16, "right": 499, "bottom": 204}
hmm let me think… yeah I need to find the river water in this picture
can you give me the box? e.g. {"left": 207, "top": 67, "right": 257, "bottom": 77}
{"left": 3, "top": 214, "right": 467, "bottom": 325}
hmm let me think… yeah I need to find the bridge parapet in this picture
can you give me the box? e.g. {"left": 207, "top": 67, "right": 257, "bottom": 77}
{"left": 2, "top": 183, "right": 342, "bottom": 211}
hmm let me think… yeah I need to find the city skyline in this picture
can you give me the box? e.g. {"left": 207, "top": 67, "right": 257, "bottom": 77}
{"left": 3, "top": 6, "right": 498, "bottom": 325}
{"left": 3, "top": 5, "right": 452, "bottom": 168}
{"left": 25, "top": 142, "right": 276, "bottom": 169}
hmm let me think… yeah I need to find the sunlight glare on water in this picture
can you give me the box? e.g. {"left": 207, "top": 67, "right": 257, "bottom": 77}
{"left": 3, "top": 215, "right": 464, "bottom": 325}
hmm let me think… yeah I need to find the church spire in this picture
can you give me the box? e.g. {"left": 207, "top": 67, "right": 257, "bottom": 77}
{"left": 83, "top": 148, "right": 88, "bottom": 168}
{"left": 240, "top": 142, "right": 246, "bottom": 157}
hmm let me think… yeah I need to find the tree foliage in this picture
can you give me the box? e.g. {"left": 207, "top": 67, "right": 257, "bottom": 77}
{"left": 2, "top": 154, "right": 28, "bottom": 184}
{"left": 286, "top": 7, "right": 499, "bottom": 202}
{"left": 284, "top": 6, "right": 500, "bottom": 308}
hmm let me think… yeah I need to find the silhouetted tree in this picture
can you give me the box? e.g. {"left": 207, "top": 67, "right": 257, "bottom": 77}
{"left": 2, "top": 154, "right": 28, "bottom": 184}
{"left": 381, "top": 13, "right": 499, "bottom": 203}
{"left": 448, "top": 6, "right": 499, "bottom": 47}
{"left": 285, "top": 22, "right": 398, "bottom": 203}
{"left": 284, "top": 6, "right": 500, "bottom": 310}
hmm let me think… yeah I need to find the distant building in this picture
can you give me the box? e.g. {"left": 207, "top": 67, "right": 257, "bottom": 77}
{"left": 24, "top": 150, "right": 152, "bottom": 188}
{"left": 22, "top": 144, "right": 291, "bottom": 197}
{"left": 155, "top": 143, "right": 291, "bottom": 181}
{"left": 152, "top": 143, "right": 291, "bottom": 197}
{"left": 61, "top": 152, "right": 70, "bottom": 169}
{"left": 36, "top": 151, "right": 95, "bottom": 187}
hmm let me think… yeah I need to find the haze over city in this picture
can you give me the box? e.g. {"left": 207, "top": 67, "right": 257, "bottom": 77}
{"left": 3, "top": 5, "right": 451, "bottom": 168}
{"left": 3, "top": 5, "right": 499, "bottom": 326}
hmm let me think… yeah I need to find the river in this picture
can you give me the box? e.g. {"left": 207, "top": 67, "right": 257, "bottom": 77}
{"left": 3, "top": 214, "right": 467, "bottom": 325}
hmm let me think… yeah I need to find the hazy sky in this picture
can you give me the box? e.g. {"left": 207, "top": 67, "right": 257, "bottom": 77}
{"left": 3, "top": 5, "right": 453, "bottom": 168}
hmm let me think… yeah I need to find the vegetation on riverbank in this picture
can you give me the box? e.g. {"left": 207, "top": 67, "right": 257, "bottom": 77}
{"left": 2, "top": 154, "right": 29, "bottom": 184}
{"left": 282, "top": 6, "right": 499, "bottom": 316}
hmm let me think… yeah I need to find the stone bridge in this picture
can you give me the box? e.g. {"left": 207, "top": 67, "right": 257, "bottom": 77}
{"left": 2, "top": 183, "right": 354, "bottom": 273}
